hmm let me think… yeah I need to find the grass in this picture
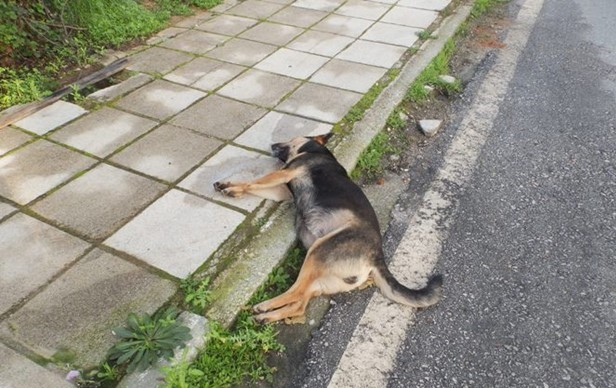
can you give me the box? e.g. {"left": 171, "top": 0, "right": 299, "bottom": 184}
{"left": 471, "top": 0, "right": 509, "bottom": 18}
{"left": 181, "top": 277, "right": 213, "bottom": 312}
{"left": 164, "top": 248, "right": 305, "bottom": 388}
{"left": 350, "top": 131, "right": 397, "bottom": 180}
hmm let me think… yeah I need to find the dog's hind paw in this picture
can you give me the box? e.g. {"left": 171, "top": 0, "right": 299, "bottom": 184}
{"left": 254, "top": 313, "right": 272, "bottom": 325}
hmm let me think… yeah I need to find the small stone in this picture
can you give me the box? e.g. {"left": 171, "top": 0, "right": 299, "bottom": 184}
{"left": 389, "top": 154, "right": 400, "bottom": 162}
{"left": 418, "top": 119, "right": 443, "bottom": 137}
{"left": 438, "top": 75, "right": 456, "bottom": 84}
{"left": 424, "top": 85, "right": 435, "bottom": 93}
{"left": 398, "top": 111, "right": 409, "bottom": 121}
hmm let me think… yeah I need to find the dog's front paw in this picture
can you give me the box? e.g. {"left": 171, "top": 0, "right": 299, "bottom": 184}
{"left": 213, "top": 181, "right": 244, "bottom": 197}
{"left": 213, "top": 181, "right": 229, "bottom": 192}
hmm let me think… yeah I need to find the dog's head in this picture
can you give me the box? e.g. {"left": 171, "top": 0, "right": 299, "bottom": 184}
{"left": 271, "top": 133, "right": 333, "bottom": 163}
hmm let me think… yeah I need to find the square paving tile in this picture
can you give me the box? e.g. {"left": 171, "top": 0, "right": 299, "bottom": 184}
{"left": 2, "top": 248, "right": 176, "bottom": 368}
{"left": 87, "top": 73, "right": 154, "bottom": 102}
{"left": 126, "top": 47, "right": 194, "bottom": 75}
{"left": 287, "top": 30, "right": 354, "bottom": 56}
{"left": 50, "top": 107, "right": 158, "bottom": 157}
{"left": 0, "top": 343, "right": 72, "bottom": 387}
{"left": 110, "top": 124, "right": 222, "bottom": 182}
{"left": 227, "top": 0, "right": 285, "bottom": 19}
{"left": 196, "top": 14, "right": 258, "bottom": 36}
{"left": 310, "top": 59, "right": 387, "bottom": 93}
{"left": 335, "top": 0, "right": 391, "bottom": 20}
{"left": 211, "top": 0, "right": 240, "bottom": 13}
{"left": 337, "top": 39, "right": 406, "bottom": 68}
{"left": 361, "top": 22, "right": 421, "bottom": 47}
{"left": 217, "top": 69, "right": 300, "bottom": 107}
{"left": 170, "top": 95, "right": 266, "bottom": 139}
{"left": 398, "top": 0, "right": 451, "bottom": 10}
{"left": 255, "top": 48, "right": 329, "bottom": 79}
{"left": 0, "top": 213, "right": 90, "bottom": 315}
{"left": 239, "top": 22, "right": 304, "bottom": 46}
{"left": 381, "top": 6, "right": 439, "bottom": 28}
{"left": 159, "top": 30, "right": 228, "bottom": 54}
{"left": 179, "top": 145, "right": 281, "bottom": 211}
{"left": 105, "top": 189, "right": 245, "bottom": 278}
{"left": 369, "top": 0, "right": 397, "bottom": 3}
{"left": 269, "top": 6, "right": 328, "bottom": 28}
{"left": 312, "top": 14, "right": 374, "bottom": 37}
{"left": 32, "top": 164, "right": 166, "bottom": 240}
{"left": 235, "top": 111, "right": 332, "bottom": 152}
{"left": 277, "top": 83, "right": 361, "bottom": 123}
{"left": 292, "top": 0, "right": 345, "bottom": 12}
{"left": 0, "top": 127, "right": 31, "bottom": 156}
{"left": 14, "top": 101, "right": 87, "bottom": 135}
{"left": 0, "top": 201, "right": 14, "bottom": 219}
{"left": 0, "top": 140, "right": 96, "bottom": 204}
{"left": 115, "top": 79, "right": 205, "bottom": 120}
{"left": 164, "top": 58, "right": 245, "bottom": 90}
{"left": 206, "top": 38, "right": 277, "bottom": 66}
{"left": 173, "top": 10, "right": 214, "bottom": 28}
{"left": 146, "top": 27, "right": 187, "bottom": 45}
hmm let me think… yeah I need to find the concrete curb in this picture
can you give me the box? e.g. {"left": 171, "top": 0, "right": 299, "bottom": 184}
{"left": 119, "top": 3, "right": 474, "bottom": 385}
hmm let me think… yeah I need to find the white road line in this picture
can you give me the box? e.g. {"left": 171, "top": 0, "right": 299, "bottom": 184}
{"left": 327, "top": 0, "right": 545, "bottom": 386}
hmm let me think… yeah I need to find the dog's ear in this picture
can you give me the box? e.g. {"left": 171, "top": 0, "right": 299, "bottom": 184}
{"left": 311, "top": 132, "right": 333, "bottom": 145}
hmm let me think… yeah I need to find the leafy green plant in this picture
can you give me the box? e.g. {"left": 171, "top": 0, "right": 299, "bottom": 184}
{"left": 108, "top": 307, "right": 192, "bottom": 373}
{"left": 95, "top": 361, "right": 119, "bottom": 381}
{"left": 181, "top": 277, "right": 213, "bottom": 311}
{"left": 351, "top": 131, "right": 396, "bottom": 180}
{"left": 416, "top": 29, "right": 435, "bottom": 40}
{"left": 0, "top": 67, "right": 52, "bottom": 109}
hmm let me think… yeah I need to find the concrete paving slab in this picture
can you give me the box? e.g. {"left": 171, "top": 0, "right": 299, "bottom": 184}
{"left": 277, "top": 83, "right": 362, "bottom": 123}
{"left": 164, "top": 58, "right": 245, "bottom": 90}
{"left": 287, "top": 30, "right": 354, "bottom": 57}
{"left": 217, "top": 69, "right": 300, "bottom": 107}
{"left": 312, "top": 14, "right": 374, "bottom": 37}
{"left": 105, "top": 189, "right": 245, "bottom": 278}
{"left": 239, "top": 22, "right": 304, "bottom": 46}
{"left": 110, "top": 124, "right": 222, "bottom": 182}
{"left": 0, "top": 140, "right": 96, "bottom": 204}
{"left": 293, "top": 0, "right": 345, "bottom": 12}
{"left": 368, "top": 0, "right": 397, "bottom": 3}
{"left": 50, "top": 107, "right": 158, "bottom": 157}
{"left": 206, "top": 38, "right": 276, "bottom": 66}
{"left": 398, "top": 0, "right": 451, "bottom": 11}
{"left": 254, "top": 48, "right": 329, "bottom": 79}
{"left": 0, "top": 127, "right": 31, "bottom": 156}
{"left": 173, "top": 10, "right": 214, "bottom": 28}
{"left": 170, "top": 95, "right": 266, "bottom": 139}
{"left": 13, "top": 101, "right": 87, "bottom": 136}
{"left": 337, "top": 39, "right": 406, "bottom": 68}
{"left": 310, "top": 59, "right": 387, "bottom": 93}
{"left": 269, "top": 6, "right": 328, "bottom": 28}
{"left": 32, "top": 164, "right": 166, "bottom": 240}
{"left": 146, "top": 27, "right": 187, "bottom": 45}
{"left": 210, "top": 0, "right": 240, "bottom": 13}
{"left": 335, "top": 0, "right": 391, "bottom": 21}
{"left": 381, "top": 6, "right": 439, "bottom": 28}
{"left": 1, "top": 248, "right": 176, "bottom": 368}
{"left": 115, "top": 79, "right": 206, "bottom": 120}
{"left": 0, "top": 201, "right": 14, "bottom": 219}
{"left": 126, "top": 46, "right": 193, "bottom": 75}
{"left": 360, "top": 22, "right": 421, "bottom": 47}
{"left": 87, "top": 74, "right": 154, "bottom": 102}
{"left": 196, "top": 14, "right": 258, "bottom": 36}
{"left": 159, "top": 30, "right": 228, "bottom": 54}
{"left": 0, "top": 343, "right": 71, "bottom": 388}
{"left": 179, "top": 145, "right": 281, "bottom": 211}
{"left": 227, "top": 0, "right": 285, "bottom": 19}
{"left": 235, "top": 111, "right": 332, "bottom": 152}
{"left": 0, "top": 213, "right": 90, "bottom": 315}
{"left": 264, "top": 0, "right": 294, "bottom": 4}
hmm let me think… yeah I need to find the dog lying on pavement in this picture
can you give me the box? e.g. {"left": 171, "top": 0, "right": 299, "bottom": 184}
{"left": 214, "top": 134, "right": 442, "bottom": 323}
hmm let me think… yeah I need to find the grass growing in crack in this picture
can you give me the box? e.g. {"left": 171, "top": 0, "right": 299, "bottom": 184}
{"left": 181, "top": 277, "right": 213, "bottom": 312}
{"left": 416, "top": 29, "right": 436, "bottom": 40}
{"left": 405, "top": 38, "right": 459, "bottom": 103}
{"left": 164, "top": 248, "right": 305, "bottom": 388}
{"left": 350, "top": 131, "right": 397, "bottom": 181}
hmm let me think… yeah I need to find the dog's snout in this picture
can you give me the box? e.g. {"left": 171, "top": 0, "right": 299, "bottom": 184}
{"left": 271, "top": 143, "right": 289, "bottom": 161}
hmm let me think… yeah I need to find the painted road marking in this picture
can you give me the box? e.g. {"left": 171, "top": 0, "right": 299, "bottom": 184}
{"left": 327, "top": 0, "right": 546, "bottom": 386}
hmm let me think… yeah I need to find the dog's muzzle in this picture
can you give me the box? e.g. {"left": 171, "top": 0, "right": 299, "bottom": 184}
{"left": 271, "top": 143, "right": 289, "bottom": 162}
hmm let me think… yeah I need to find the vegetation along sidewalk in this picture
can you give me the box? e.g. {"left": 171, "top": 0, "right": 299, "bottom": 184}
{"left": 0, "top": 0, "right": 481, "bottom": 386}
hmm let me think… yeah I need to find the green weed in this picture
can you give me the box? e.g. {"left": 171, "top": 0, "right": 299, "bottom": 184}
{"left": 0, "top": 67, "right": 53, "bottom": 109}
{"left": 351, "top": 131, "right": 396, "bottom": 180}
{"left": 181, "top": 277, "right": 213, "bottom": 312}
{"left": 386, "top": 108, "right": 408, "bottom": 131}
{"left": 471, "top": 0, "right": 508, "bottom": 18}
{"left": 416, "top": 30, "right": 435, "bottom": 40}
{"left": 405, "top": 38, "right": 457, "bottom": 103}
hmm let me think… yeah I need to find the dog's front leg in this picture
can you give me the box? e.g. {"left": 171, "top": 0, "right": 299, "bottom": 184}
{"left": 214, "top": 168, "right": 299, "bottom": 200}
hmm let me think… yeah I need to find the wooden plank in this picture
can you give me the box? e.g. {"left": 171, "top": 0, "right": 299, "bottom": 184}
{"left": 0, "top": 57, "right": 129, "bottom": 129}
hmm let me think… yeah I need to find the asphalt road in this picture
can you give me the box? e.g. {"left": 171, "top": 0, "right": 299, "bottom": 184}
{"left": 291, "top": 0, "right": 616, "bottom": 387}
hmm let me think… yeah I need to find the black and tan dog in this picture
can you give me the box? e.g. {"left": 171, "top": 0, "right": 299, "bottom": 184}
{"left": 214, "top": 134, "right": 442, "bottom": 323}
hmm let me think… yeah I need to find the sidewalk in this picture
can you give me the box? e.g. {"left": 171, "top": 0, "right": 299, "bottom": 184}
{"left": 0, "top": 0, "right": 453, "bottom": 383}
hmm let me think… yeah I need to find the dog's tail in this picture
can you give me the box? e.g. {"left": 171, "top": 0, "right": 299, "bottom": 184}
{"left": 372, "top": 261, "right": 443, "bottom": 308}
